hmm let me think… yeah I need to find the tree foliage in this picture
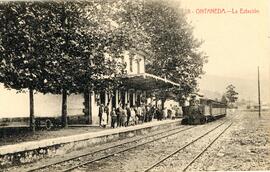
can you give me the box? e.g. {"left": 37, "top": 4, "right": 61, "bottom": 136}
{"left": 225, "top": 84, "right": 238, "bottom": 104}
{"left": 0, "top": 1, "right": 127, "bottom": 95}
{"left": 221, "top": 94, "right": 228, "bottom": 105}
{"left": 119, "top": 0, "right": 207, "bottom": 102}
{"left": 0, "top": 2, "right": 44, "bottom": 91}
{"left": 0, "top": 1, "right": 128, "bottom": 127}
{"left": 0, "top": 0, "right": 207, "bottom": 117}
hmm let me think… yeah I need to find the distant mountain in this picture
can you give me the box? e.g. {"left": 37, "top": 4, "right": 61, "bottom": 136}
{"left": 198, "top": 74, "right": 270, "bottom": 103}
{"left": 199, "top": 89, "right": 222, "bottom": 101}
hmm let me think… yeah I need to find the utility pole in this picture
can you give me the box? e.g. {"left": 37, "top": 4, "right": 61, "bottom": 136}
{"left": 257, "top": 66, "right": 261, "bottom": 117}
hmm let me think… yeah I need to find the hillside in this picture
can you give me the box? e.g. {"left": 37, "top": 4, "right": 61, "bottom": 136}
{"left": 198, "top": 74, "right": 270, "bottom": 103}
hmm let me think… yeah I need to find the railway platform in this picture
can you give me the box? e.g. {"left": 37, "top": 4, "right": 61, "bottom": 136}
{"left": 0, "top": 119, "right": 181, "bottom": 168}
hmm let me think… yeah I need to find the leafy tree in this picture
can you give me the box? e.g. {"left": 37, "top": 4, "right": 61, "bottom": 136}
{"left": 0, "top": 2, "right": 48, "bottom": 131}
{"left": 35, "top": 1, "right": 127, "bottom": 126}
{"left": 119, "top": 0, "right": 207, "bottom": 107}
{"left": 0, "top": 0, "right": 207, "bottom": 131}
{"left": 221, "top": 94, "right": 228, "bottom": 105}
{"left": 0, "top": 1, "right": 126, "bottom": 129}
{"left": 225, "top": 84, "right": 238, "bottom": 106}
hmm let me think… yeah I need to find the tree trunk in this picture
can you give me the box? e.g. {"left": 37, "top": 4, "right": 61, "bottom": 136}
{"left": 84, "top": 90, "right": 92, "bottom": 124}
{"left": 89, "top": 91, "right": 92, "bottom": 124}
{"left": 62, "top": 89, "right": 68, "bottom": 128}
{"left": 161, "top": 98, "right": 165, "bottom": 110}
{"left": 29, "top": 88, "right": 35, "bottom": 132}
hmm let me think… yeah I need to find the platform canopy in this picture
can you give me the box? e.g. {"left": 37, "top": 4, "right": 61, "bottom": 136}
{"left": 122, "top": 73, "right": 180, "bottom": 90}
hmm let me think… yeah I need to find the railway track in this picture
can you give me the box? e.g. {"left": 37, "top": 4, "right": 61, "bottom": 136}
{"left": 54, "top": 120, "right": 227, "bottom": 172}
{"left": 182, "top": 122, "right": 232, "bottom": 171}
{"left": 22, "top": 117, "right": 232, "bottom": 172}
{"left": 143, "top": 120, "right": 233, "bottom": 172}
{"left": 25, "top": 124, "right": 195, "bottom": 172}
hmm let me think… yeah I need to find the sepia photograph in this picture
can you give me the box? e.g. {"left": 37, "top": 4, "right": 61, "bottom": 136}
{"left": 0, "top": 0, "right": 269, "bottom": 171}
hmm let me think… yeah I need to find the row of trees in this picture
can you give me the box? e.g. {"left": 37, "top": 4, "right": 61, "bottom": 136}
{"left": 0, "top": 0, "right": 207, "bottom": 131}
{"left": 0, "top": 1, "right": 127, "bottom": 131}
{"left": 119, "top": 0, "right": 207, "bottom": 107}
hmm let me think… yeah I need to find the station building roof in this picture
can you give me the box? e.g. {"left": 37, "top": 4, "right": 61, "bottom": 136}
{"left": 122, "top": 73, "right": 180, "bottom": 90}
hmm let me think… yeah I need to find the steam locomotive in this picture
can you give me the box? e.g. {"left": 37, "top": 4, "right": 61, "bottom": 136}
{"left": 181, "top": 98, "right": 227, "bottom": 125}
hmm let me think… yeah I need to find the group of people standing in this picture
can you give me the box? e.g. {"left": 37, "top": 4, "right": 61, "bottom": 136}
{"left": 98, "top": 103, "right": 177, "bottom": 128}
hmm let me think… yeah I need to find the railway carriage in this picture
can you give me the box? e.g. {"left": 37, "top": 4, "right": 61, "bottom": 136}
{"left": 200, "top": 98, "right": 227, "bottom": 121}
{"left": 182, "top": 98, "right": 227, "bottom": 125}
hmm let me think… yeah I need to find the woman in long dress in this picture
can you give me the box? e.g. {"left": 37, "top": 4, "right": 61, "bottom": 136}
{"left": 130, "top": 107, "right": 136, "bottom": 125}
{"left": 122, "top": 107, "right": 127, "bottom": 127}
{"left": 101, "top": 111, "right": 107, "bottom": 128}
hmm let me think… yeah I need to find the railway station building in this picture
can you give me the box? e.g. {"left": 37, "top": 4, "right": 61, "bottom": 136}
{"left": 0, "top": 50, "right": 180, "bottom": 126}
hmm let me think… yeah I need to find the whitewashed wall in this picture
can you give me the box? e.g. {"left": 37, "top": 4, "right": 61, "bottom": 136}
{"left": 123, "top": 51, "right": 145, "bottom": 75}
{"left": 0, "top": 84, "right": 29, "bottom": 118}
{"left": 0, "top": 84, "right": 84, "bottom": 118}
{"left": 91, "top": 92, "right": 99, "bottom": 125}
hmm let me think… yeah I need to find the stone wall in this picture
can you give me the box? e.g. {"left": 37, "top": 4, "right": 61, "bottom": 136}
{"left": 0, "top": 120, "right": 180, "bottom": 168}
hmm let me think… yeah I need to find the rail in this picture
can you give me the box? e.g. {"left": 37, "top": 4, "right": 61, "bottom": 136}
{"left": 143, "top": 120, "right": 231, "bottom": 172}
{"left": 26, "top": 125, "right": 195, "bottom": 172}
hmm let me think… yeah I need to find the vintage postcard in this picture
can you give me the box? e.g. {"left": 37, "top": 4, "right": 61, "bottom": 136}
{"left": 0, "top": 0, "right": 269, "bottom": 171}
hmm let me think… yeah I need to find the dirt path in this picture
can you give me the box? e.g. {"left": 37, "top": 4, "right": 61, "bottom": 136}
{"left": 78, "top": 110, "right": 270, "bottom": 171}
{"left": 189, "top": 110, "right": 270, "bottom": 171}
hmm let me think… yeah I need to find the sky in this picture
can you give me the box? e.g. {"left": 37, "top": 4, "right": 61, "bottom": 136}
{"left": 174, "top": 0, "right": 270, "bottom": 102}
{"left": 178, "top": 0, "right": 270, "bottom": 80}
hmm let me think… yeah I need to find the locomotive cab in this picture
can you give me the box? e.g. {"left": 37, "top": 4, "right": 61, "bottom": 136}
{"left": 181, "top": 98, "right": 207, "bottom": 125}
{"left": 181, "top": 97, "right": 227, "bottom": 125}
